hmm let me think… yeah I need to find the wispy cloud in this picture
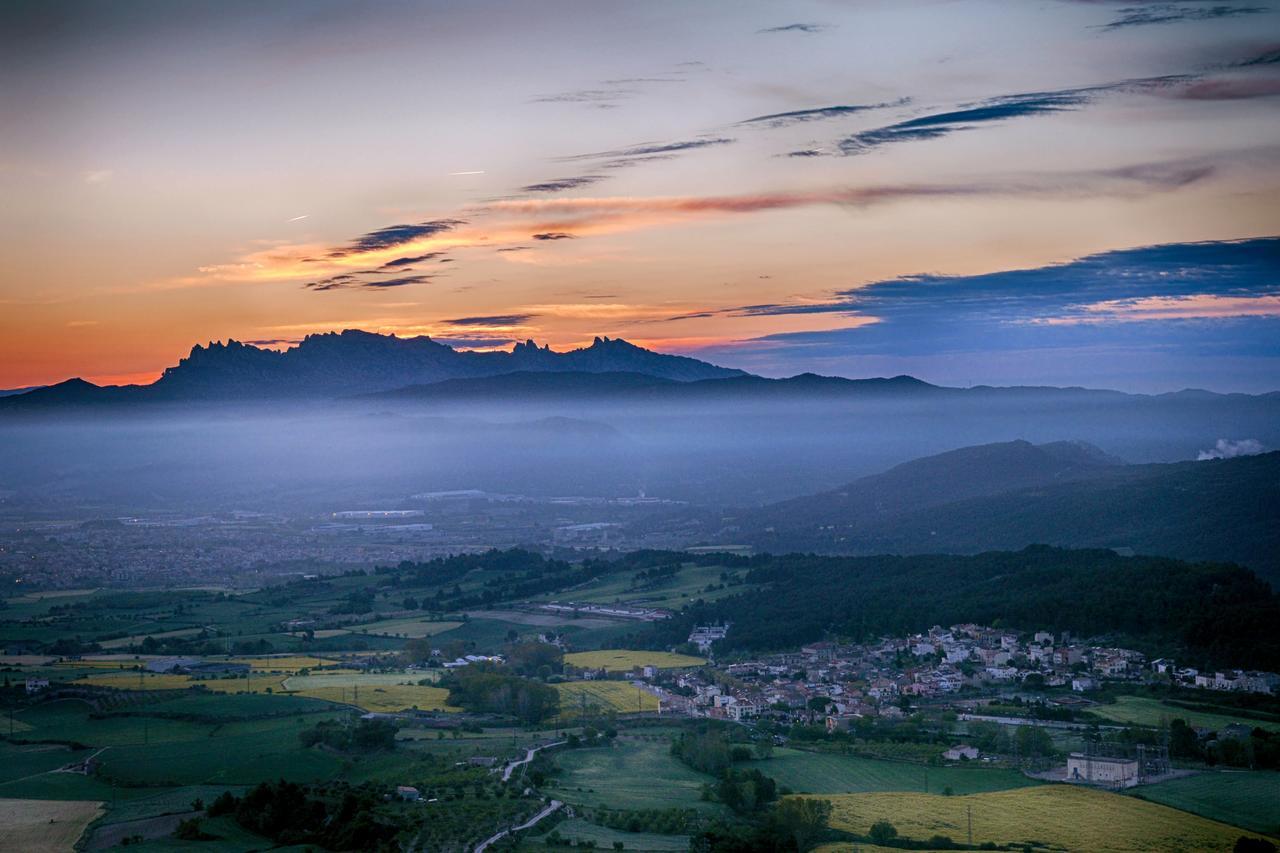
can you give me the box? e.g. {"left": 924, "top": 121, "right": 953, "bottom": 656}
{"left": 443, "top": 314, "right": 537, "bottom": 326}
{"left": 379, "top": 252, "right": 448, "bottom": 269}
{"left": 837, "top": 77, "right": 1186, "bottom": 154}
{"left": 757, "top": 22, "right": 832, "bottom": 34}
{"left": 739, "top": 99, "right": 908, "bottom": 129}
{"left": 520, "top": 175, "right": 607, "bottom": 193}
{"left": 689, "top": 238, "right": 1280, "bottom": 383}
{"left": 1097, "top": 4, "right": 1266, "bottom": 31}
{"left": 532, "top": 232, "right": 577, "bottom": 241}
{"left": 328, "top": 219, "right": 463, "bottom": 257}
{"left": 304, "top": 273, "right": 436, "bottom": 292}
{"left": 560, "top": 137, "right": 736, "bottom": 163}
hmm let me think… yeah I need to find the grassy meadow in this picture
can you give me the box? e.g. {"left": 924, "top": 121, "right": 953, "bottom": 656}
{"left": 544, "top": 737, "right": 725, "bottom": 813}
{"left": 761, "top": 748, "right": 1040, "bottom": 796}
{"left": 1088, "top": 695, "right": 1280, "bottom": 733}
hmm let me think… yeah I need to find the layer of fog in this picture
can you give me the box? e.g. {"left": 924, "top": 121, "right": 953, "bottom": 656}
{"left": 2, "top": 388, "right": 1278, "bottom": 514}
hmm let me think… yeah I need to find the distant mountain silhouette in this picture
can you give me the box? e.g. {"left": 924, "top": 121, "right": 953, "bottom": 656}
{"left": 0, "top": 331, "right": 745, "bottom": 407}
{"left": 718, "top": 445, "right": 1280, "bottom": 580}
{"left": 354, "top": 369, "right": 945, "bottom": 402}
{"left": 741, "top": 439, "right": 1123, "bottom": 527}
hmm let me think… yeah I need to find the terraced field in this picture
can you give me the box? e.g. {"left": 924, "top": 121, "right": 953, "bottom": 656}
{"left": 812, "top": 785, "right": 1275, "bottom": 852}
{"left": 564, "top": 650, "right": 704, "bottom": 672}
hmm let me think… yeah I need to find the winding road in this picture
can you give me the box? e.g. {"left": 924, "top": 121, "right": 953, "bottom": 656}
{"left": 474, "top": 799, "right": 563, "bottom": 852}
{"left": 500, "top": 739, "right": 567, "bottom": 782}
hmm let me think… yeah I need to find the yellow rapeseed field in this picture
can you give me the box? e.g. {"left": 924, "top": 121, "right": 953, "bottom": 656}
{"left": 563, "top": 650, "right": 704, "bottom": 672}
{"left": 79, "top": 671, "right": 290, "bottom": 693}
{"left": 229, "top": 655, "right": 336, "bottom": 672}
{"left": 553, "top": 680, "right": 659, "bottom": 717}
{"left": 808, "top": 785, "right": 1274, "bottom": 853}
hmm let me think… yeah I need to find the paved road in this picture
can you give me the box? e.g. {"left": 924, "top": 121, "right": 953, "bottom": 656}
{"left": 474, "top": 800, "right": 563, "bottom": 852}
{"left": 500, "top": 739, "right": 567, "bottom": 782}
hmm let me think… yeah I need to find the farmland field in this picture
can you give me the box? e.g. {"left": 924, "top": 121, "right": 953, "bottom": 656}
{"left": 548, "top": 818, "right": 690, "bottom": 851}
{"left": 230, "top": 655, "right": 337, "bottom": 671}
{"left": 79, "top": 671, "right": 291, "bottom": 694}
{"left": 282, "top": 671, "right": 457, "bottom": 711}
{"left": 554, "top": 680, "right": 659, "bottom": 717}
{"left": 544, "top": 738, "right": 725, "bottom": 813}
{"left": 812, "top": 785, "right": 1275, "bottom": 852}
{"left": 93, "top": 717, "right": 346, "bottom": 786}
{"left": 1136, "top": 770, "right": 1280, "bottom": 836}
{"left": 99, "top": 628, "right": 204, "bottom": 649}
{"left": 1088, "top": 695, "right": 1280, "bottom": 733}
{"left": 761, "top": 748, "right": 1040, "bottom": 796}
{"left": 347, "top": 618, "right": 462, "bottom": 638}
{"left": 0, "top": 797, "right": 102, "bottom": 852}
{"left": 564, "top": 650, "right": 704, "bottom": 672}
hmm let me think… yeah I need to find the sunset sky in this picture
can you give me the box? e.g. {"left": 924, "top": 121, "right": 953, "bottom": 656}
{"left": 2, "top": 0, "right": 1279, "bottom": 391}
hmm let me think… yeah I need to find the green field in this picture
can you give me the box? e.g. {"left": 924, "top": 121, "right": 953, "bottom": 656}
{"left": 1088, "top": 695, "right": 1280, "bottom": 733}
{"left": 1136, "top": 770, "right": 1280, "bottom": 836}
{"left": 347, "top": 618, "right": 463, "bottom": 638}
{"left": 761, "top": 748, "right": 1040, "bottom": 796}
{"left": 813, "top": 785, "right": 1277, "bottom": 853}
{"left": 564, "top": 650, "right": 704, "bottom": 672}
{"left": 544, "top": 737, "right": 725, "bottom": 813}
{"left": 93, "top": 718, "right": 348, "bottom": 786}
{"left": 544, "top": 818, "right": 690, "bottom": 851}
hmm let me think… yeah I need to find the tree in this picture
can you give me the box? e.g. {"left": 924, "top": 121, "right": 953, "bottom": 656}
{"left": 772, "top": 797, "right": 832, "bottom": 851}
{"left": 868, "top": 821, "right": 898, "bottom": 846}
{"left": 1015, "top": 724, "right": 1054, "bottom": 761}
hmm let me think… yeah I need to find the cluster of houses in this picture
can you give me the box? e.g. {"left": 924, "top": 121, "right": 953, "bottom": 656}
{"left": 1148, "top": 659, "right": 1280, "bottom": 695}
{"left": 658, "top": 623, "right": 1277, "bottom": 727}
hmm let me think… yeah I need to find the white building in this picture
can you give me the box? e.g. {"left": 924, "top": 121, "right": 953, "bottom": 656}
{"left": 1067, "top": 754, "right": 1139, "bottom": 788}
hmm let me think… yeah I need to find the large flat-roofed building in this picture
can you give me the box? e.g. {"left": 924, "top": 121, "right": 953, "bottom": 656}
{"left": 331, "top": 510, "right": 424, "bottom": 519}
{"left": 1067, "top": 753, "right": 1139, "bottom": 788}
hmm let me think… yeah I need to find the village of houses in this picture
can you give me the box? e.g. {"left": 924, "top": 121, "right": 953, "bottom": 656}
{"left": 594, "top": 622, "right": 1280, "bottom": 790}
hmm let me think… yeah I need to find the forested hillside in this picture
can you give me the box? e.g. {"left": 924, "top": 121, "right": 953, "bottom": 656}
{"left": 648, "top": 547, "right": 1280, "bottom": 669}
{"left": 728, "top": 451, "right": 1280, "bottom": 581}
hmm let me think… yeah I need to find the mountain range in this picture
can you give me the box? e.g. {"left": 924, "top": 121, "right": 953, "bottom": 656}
{"left": 0, "top": 330, "right": 744, "bottom": 408}
{"left": 6, "top": 330, "right": 1280, "bottom": 412}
